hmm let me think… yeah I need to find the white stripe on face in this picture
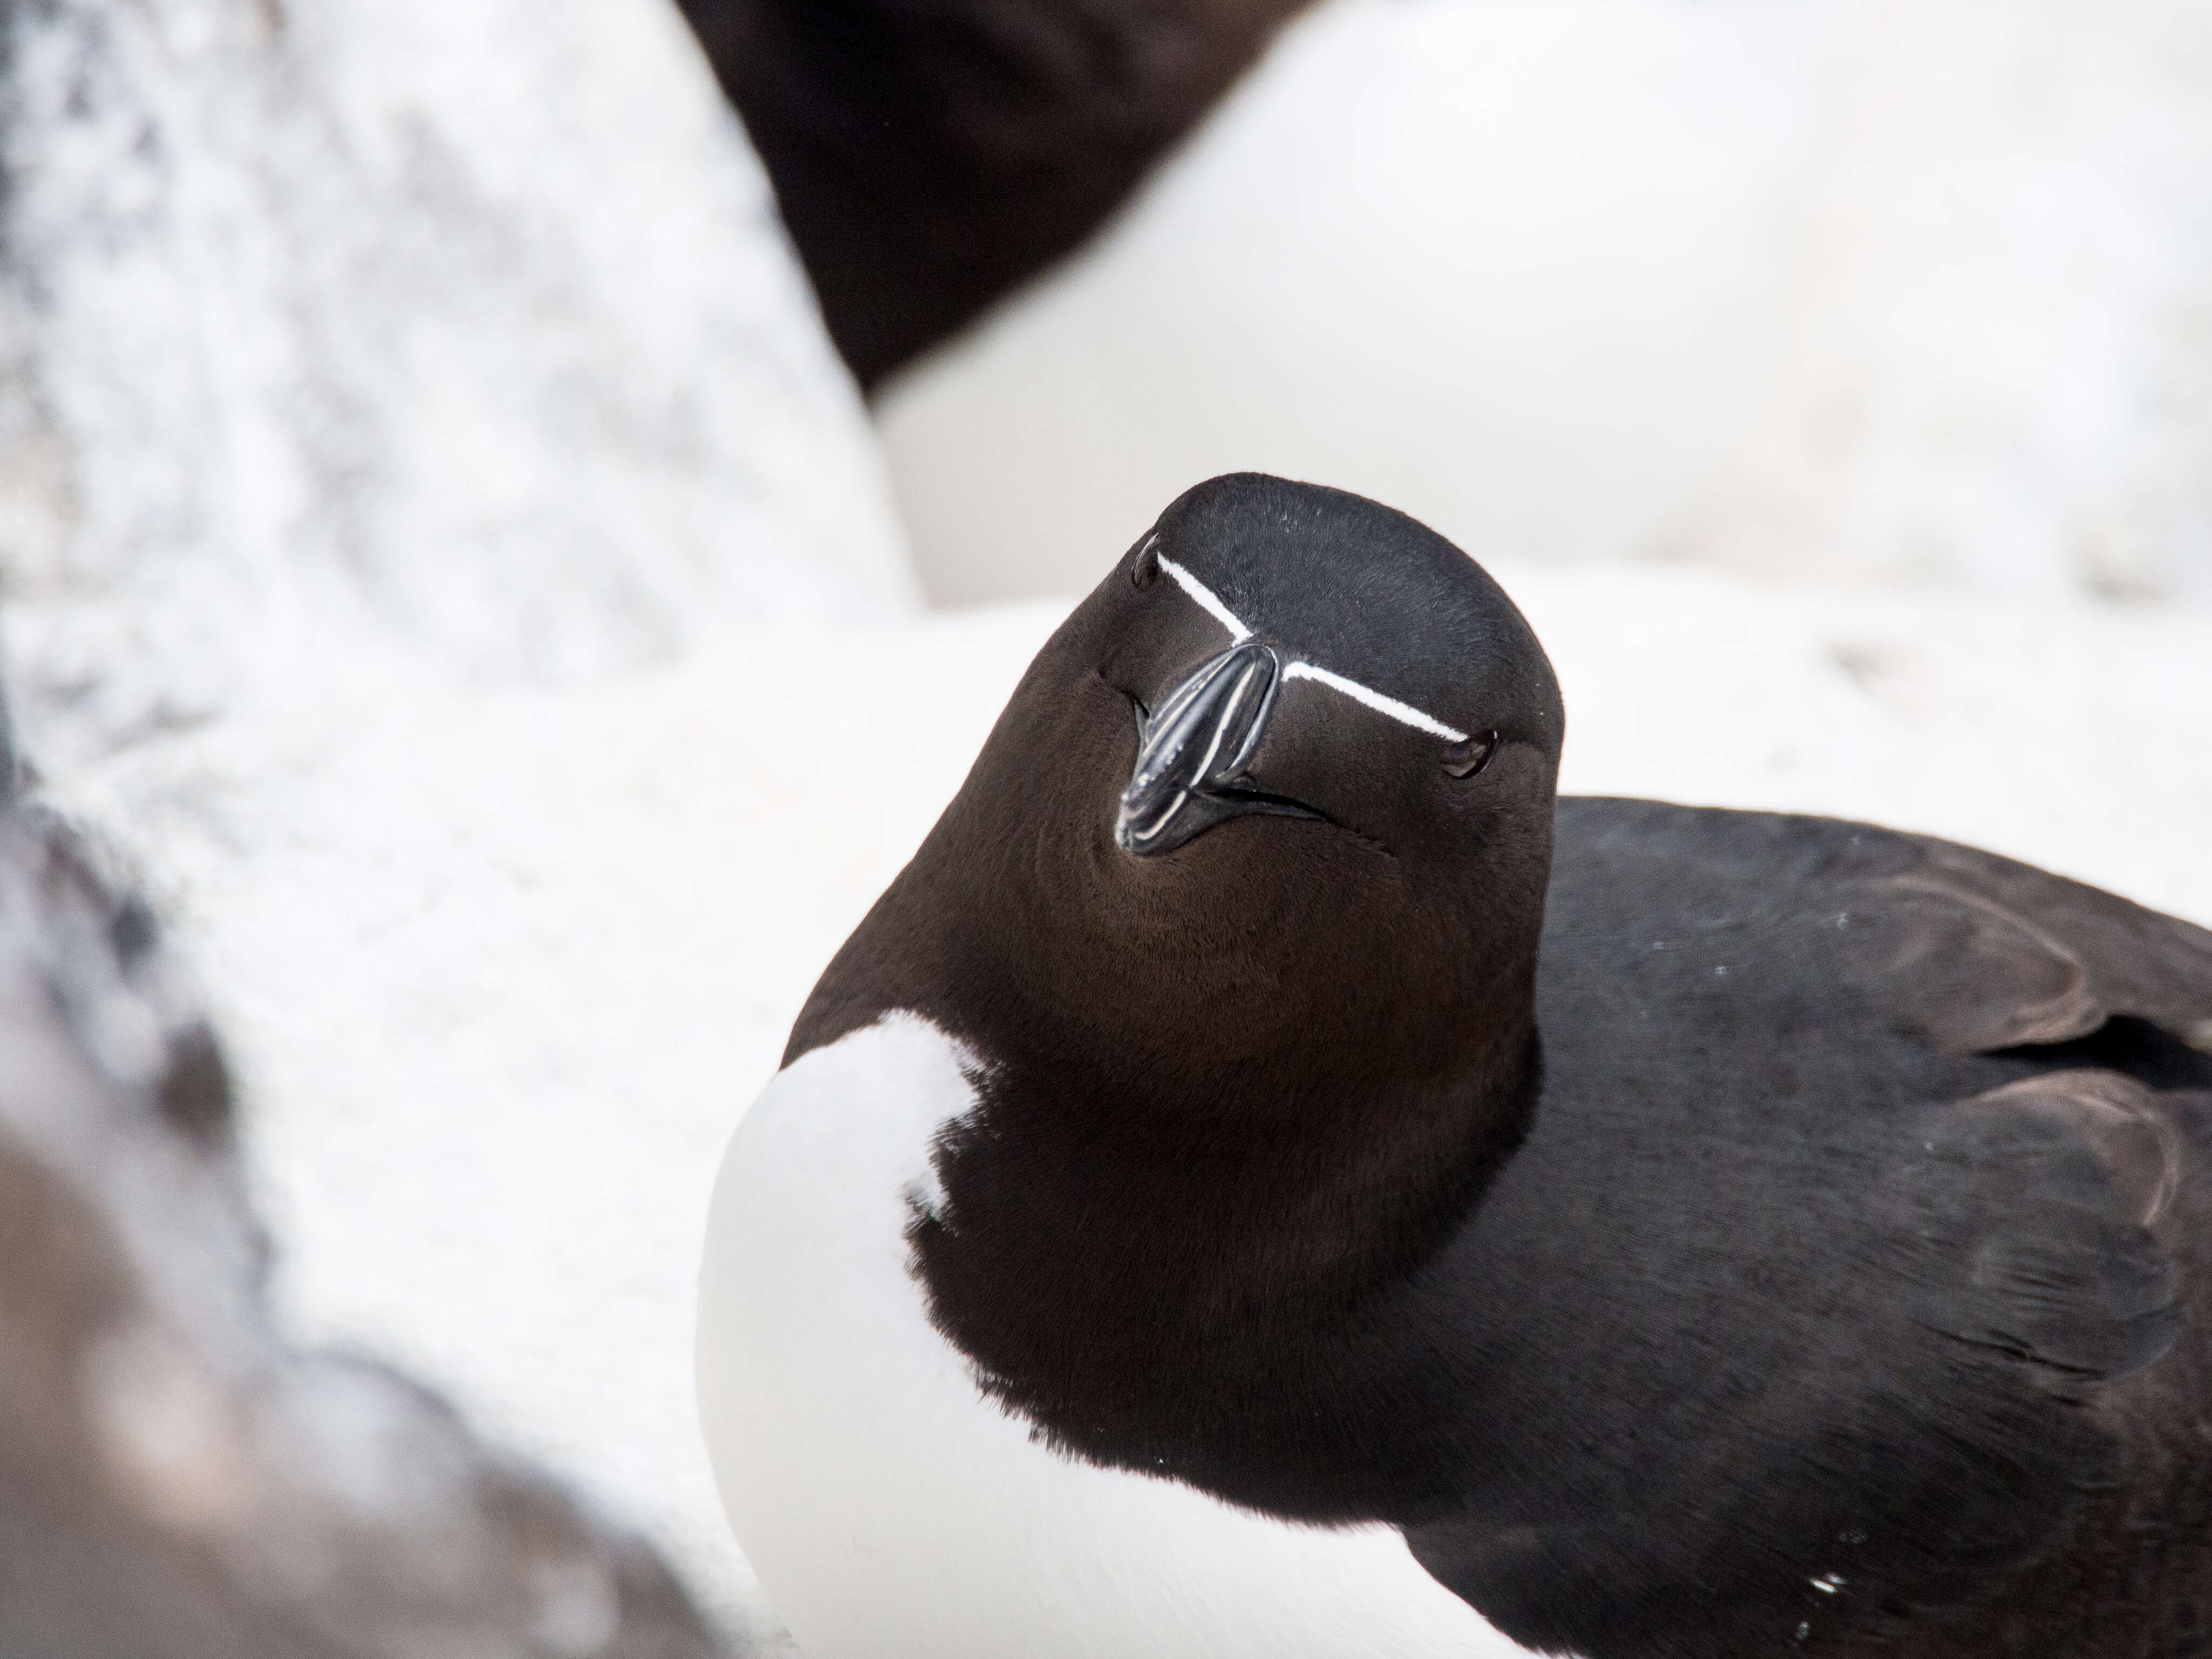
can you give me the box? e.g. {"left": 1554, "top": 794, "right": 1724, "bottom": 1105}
{"left": 1157, "top": 550, "right": 1254, "bottom": 642}
{"left": 1149, "top": 543, "right": 1469, "bottom": 743}
{"left": 1280, "top": 661, "right": 1468, "bottom": 743}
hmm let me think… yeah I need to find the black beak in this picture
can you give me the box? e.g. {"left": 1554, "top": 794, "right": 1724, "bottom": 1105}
{"left": 1116, "top": 642, "right": 1317, "bottom": 857}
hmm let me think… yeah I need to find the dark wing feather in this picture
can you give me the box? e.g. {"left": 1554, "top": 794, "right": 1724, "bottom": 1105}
{"left": 1401, "top": 802, "right": 2210, "bottom": 1658}
{"left": 1832, "top": 831, "right": 2212, "bottom": 1057}
{"left": 1409, "top": 1074, "right": 2182, "bottom": 1656}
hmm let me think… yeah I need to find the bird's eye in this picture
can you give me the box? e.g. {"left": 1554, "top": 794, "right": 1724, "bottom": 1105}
{"left": 1131, "top": 536, "right": 1161, "bottom": 590}
{"left": 1443, "top": 730, "right": 1498, "bottom": 779}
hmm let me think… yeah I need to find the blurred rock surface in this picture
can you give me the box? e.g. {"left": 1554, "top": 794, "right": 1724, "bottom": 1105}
{"left": 0, "top": 798, "right": 727, "bottom": 1658}
{"left": 0, "top": 0, "right": 914, "bottom": 775}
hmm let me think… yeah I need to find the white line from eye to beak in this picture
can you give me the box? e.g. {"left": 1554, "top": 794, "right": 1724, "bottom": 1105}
{"left": 1281, "top": 661, "right": 1469, "bottom": 743}
{"left": 1156, "top": 551, "right": 1253, "bottom": 642}
{"left": 1151, "top": 549, "right": 1470, "bottom": 744}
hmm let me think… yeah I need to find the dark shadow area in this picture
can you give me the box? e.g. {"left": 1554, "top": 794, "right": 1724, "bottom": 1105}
{"left": 1998, "top": 1014, "right": 2212, "bottom": 1093}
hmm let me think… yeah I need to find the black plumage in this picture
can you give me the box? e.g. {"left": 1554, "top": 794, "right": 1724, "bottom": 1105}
{"left": 790, "top": 473, "right": 2212, "bottom": 1656}
{"left": 674, "top": 0, "right": 1313, "bottom": 388}
{"left": 1408, "top": 800, "right": 2212, "bottom": 1657}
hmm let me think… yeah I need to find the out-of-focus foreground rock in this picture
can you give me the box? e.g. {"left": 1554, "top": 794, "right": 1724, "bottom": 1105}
{"left": 0, "top": 3, "right": 925, "bottom": 1642}
{"left": 0, "top": 0, "right": 913, "bottom": 775}
{"left": 0, "top": 796, "right": 726, "bottom": 1658}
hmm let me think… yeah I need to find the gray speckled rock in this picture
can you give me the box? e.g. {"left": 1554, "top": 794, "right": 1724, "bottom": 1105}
{"left": 0, "top": 797, "right": 730, "bottom": 1658}
{"left": 0, "top": 0, "right": 914, "bottom": 773}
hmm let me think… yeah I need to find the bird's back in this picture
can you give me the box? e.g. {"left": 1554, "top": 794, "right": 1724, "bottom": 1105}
{"left": 1397, "top": 798, "right": 2212, "bottom": 1658}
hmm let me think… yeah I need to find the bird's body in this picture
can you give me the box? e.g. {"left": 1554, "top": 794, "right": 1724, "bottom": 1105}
{"left": 698, "top": 475, "right": 2212, "bottom": 1657}
{"left": 1415, "top": 798, "right": 2212, "bottom": 1658}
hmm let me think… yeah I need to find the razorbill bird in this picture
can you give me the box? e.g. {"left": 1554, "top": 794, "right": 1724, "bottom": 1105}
{"left": 698, "top": 472, "right": 2212, "bottom": 1658}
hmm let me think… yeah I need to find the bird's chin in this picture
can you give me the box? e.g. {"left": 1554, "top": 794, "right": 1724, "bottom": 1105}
{"left": 1114, "top": 786, "right": 1328, "bottom": 859}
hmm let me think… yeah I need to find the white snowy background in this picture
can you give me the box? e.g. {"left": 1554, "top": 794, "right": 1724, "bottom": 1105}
{"left": 886, "top": 0, "right": 2212, "bottom": 610}
{"left": 6, "top": 0, "right": 2212, "bottom": 1653}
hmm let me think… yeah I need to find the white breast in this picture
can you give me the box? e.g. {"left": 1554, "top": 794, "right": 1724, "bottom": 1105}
{"left": 695, "top": 1012, "right": 1537, "bottom": 1659}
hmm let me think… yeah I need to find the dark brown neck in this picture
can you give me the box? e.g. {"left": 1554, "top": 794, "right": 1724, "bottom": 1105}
{"left": 783, "top": 644, "right": 1554, "bottom": 1515}
{"left": 911, "top": 999, "right": 1542, "bottom": 1521}
{"left": 789, "top": 820, "right": 1545, "bottom": 1519}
